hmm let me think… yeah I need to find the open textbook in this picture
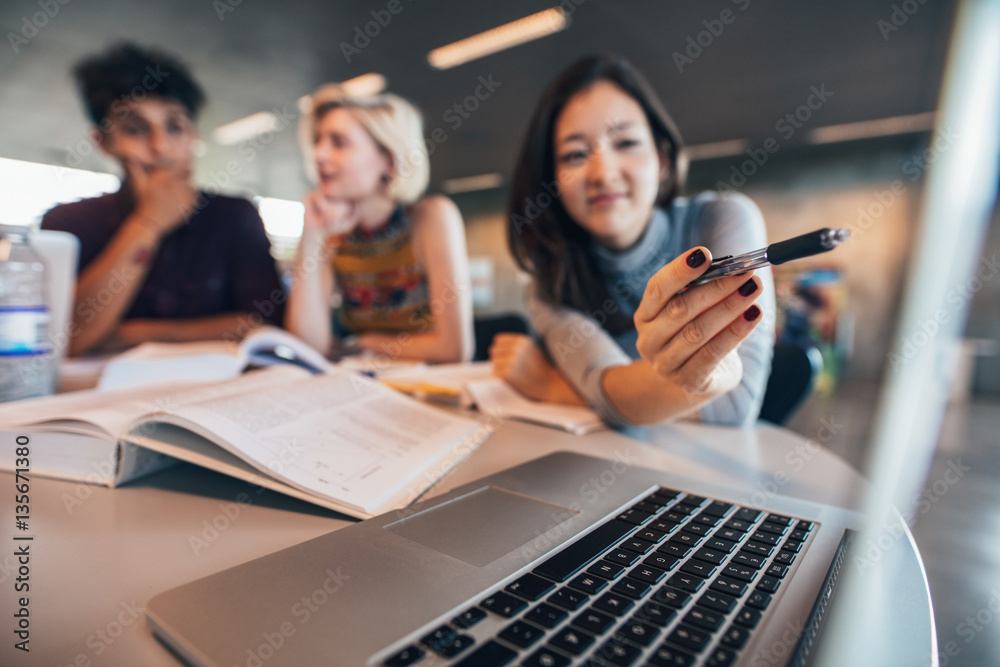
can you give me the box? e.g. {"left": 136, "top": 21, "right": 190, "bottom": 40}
{"left": 0, "top": 366, "right": 492, "bottom": 518}
{"left": 97, "top": 326, "right": 334, "bottom": 391}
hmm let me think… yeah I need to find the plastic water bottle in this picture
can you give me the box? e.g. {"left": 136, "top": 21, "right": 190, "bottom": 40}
{"left": 0, "top": 225, "right": 55, "bottom": 402}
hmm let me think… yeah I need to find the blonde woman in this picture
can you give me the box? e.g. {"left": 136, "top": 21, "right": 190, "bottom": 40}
{"left": 286, "top": 85, "right": 474, "bottom": 362}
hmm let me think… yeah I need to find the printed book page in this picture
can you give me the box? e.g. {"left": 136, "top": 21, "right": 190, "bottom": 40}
{"left": 467, "top": 378, "right": 606, "bottom": 436}
{"left": 135, "top": 373, "right": 485, "bottom": 515}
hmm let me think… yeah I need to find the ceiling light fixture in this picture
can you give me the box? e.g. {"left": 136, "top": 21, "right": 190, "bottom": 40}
{"left": 808, "top": 112, "right": 936, "bottom": 144}
{"left": 428, "top": 7, "right": 569, "bottom": 70}
{"left": 440, "top": 173, "right": 503, "bottom": 194}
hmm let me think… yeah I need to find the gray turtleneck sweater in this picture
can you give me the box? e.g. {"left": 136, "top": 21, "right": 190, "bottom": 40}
{"left": 528, "top": 191, "right": 776, "bottom": 427}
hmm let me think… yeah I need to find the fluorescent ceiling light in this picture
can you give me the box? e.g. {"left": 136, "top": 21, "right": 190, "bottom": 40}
{"left": 428, "top": 7, "right": 569, "bottom": 70}
{"left": 441, "top": 173, "right": 503, "bottom": 194}
{"left": 212, "top": 111, "right": 281, "bottom": 146}
{"left": 684, "top": 139, "right": 750, "bottom": 161}
{"left": 297, "top": 73, "right": 388, "bottom": 115}
{"left": 808, "top": 112, "right": 936, "bottom": 145}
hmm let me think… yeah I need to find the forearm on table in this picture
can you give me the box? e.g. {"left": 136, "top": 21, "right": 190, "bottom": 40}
{"left": 70, "top": 216, "right": 162, "bottom": 356}
{"left": 285, "top": 231, "right": 336, "bottom": 354}
{"left": 97, "top": 313, "right": 261, "bottom": 352}
{"left": 358, "top": 327, "right": 471, "bottom": 364}
{"left": 601, "top": 361, "right": 707, "bottom": 426}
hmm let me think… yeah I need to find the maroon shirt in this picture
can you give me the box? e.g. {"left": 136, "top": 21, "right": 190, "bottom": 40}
{"left": 41, "top": 188, "right": 285, "bottom": 326}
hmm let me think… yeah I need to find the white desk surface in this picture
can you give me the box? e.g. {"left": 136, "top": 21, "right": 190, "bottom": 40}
{"left": 0, "top": 418, "right": 932, "bottom": 666}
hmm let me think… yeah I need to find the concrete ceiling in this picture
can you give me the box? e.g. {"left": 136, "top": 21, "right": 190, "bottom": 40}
{"left": 0, "top": 0, "right": 956, "bottom": 202}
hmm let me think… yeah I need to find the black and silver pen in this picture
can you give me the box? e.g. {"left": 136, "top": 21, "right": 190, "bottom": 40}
{"left": 687, "top": 227, "right": 850, "bottom": 287}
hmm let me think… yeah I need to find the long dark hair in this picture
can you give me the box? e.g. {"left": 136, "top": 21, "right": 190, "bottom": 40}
{"left": 507, "top": 53, "right": 685, "bottom": 331}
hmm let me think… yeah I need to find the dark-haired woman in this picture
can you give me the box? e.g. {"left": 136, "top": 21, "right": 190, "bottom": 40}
{"left": 491, "top": 54, "right": 774, "bottom": 426}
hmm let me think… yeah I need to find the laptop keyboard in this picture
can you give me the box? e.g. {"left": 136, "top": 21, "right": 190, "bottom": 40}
{"left": 383, "top": 487, "right": 815, "bottom": 667}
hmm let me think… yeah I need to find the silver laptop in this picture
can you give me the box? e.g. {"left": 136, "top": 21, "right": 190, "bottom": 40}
{"left": 145, "top": 2, "right": 997, "bottom": 664}
{"left": 146, "top": 450, "right": 858, "bottom": 667}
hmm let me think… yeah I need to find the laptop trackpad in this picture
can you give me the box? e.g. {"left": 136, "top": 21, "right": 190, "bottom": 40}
{"left": 384, "top": 486, "right": 578, "bottom": 567}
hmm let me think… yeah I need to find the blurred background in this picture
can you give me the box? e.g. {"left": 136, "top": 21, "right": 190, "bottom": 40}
{"left": 1, "top": 1, "right": 998, "bottom": 664}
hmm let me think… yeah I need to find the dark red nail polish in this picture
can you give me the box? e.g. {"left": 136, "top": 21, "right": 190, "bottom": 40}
{"left": 687, "top": 249, "right": 706, "bottom": 268}
{"left": 738, "top": 279, "right": 758, "bottom": 297}
{"left": 744, "top": 305, "right": 761, "bottom": 322}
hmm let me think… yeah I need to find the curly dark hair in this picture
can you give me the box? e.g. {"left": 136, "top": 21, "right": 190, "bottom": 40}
{"left": 507, "top": 53, "right": 685, "bottom": 331}
{"left": 73, "top": 42, "right": 206, "bottom": 126}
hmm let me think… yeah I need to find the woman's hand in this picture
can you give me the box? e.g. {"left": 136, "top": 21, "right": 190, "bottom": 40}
{"left": 302, "top": 190, "right": 360, "bottom": 241}
{"left": 634, "top": 246, "right": 763, "bottom": 406}
{"left": 490, "top": 333, "right": 586, "bottom": 405}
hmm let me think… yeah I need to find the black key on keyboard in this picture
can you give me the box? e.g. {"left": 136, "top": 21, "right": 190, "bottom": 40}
{"left": 767, "top": 513, "right": 794, "bottom": 525}
{"left": 733, "top": 606, "right": 762, "bottom": 628}
{"left": 606, "top": 548, "right": 641, "bottom": 567}
{"left": 782, "top": 540, "right": 803, "bottom": 553}
{"left": 684, "top": 606, "right": 725, "bottom": 631}
{"left": 669, "top": 532, "right": 703, "bottom": 548}
{"left": 796, "top": 520, "right": 815, "bottom": 532}
{"left": 652, "top": 586, "right": 691, "bottom": 609}
{"left": 525, "top": 602, "right": 567, "bottom": 629}
{"left": 681, "top": 522, "right": 712, "bottom": 537}
{"left": 621, "top": 537, "right": 656, "bottom": 554}
{"left": 735, "top": 508, "right": 761, "bottom": 523}
{"left": 569, "top": 573, "right": 608, "bottom": 595}
{"left": 667, "top": 624, "right": 711, "bottom": 652}
{"left": 644, "top": 552, "right": 680, "bottom": 571}
{"left": 669, "top": 573, "right": 705, "bottom": 593}
{"left": 720, "top": 624, "right": 750, "bottom": 649}
{"left": 612, "top": 576, "right": 651, "bottom": 599}
{"left": 691, "top": 547, "right": 728, "bottom": 566}
{"left": 588, "top": 560, "right": 626, "bottom": 579}
{"left": 732, "top": 550, "right": 768, "bottom": 569}
{"left": 597, "top": 637, "right": 643, "bottom": 666}
{"left": 648, "top": 643, "right": 696, "bottom": 666}
{"left": 703, "top": 537, "right": 737, "bottom": 554}
{"left": 749, "top": 530, "right": 781, "bottom": 546}
{"left": 498, "top": 620, "right": 545, "bottom": 648}
{"left": 652, "top": 488, "right": 681, "bottom": 502}
{"left": 683, "top": 494, "right": 707, "bottom": 506}
{"left": 533, "top": 519, "right": 634, "bottom": 582}
{"left": 616, "top": 619, "right": 661, "bottom": 647}
{"left": 746, "top": 590, "right": 773, "bottom": 610}
{"left": 649, "top": 518, "right": 680, "bottom": 534}
{"left": 523, "top": 647, "right": 570, "bottom": 667}
{"left": 709, "top": 576, "right": 748, "bottom": 597}
{"left": 776, "top": 550, "right": 797, "bottom": 565}
{"left": 633, "top": 500, "right": 663, "bottom": 514}
{"left": 548, "top": 587, "right": 590, "bottom": 611}
{"left": 593, "top": 591, "right": 635, "bottom": 616}
{"left": 722, "top": 563, "right": 758, "bottom": 583}
{"left": 702, "top": 501, "right": 734, "bottom": 518}
{"left": 384, "top": 645, "right": 424, "bottom": 667}
{"left": 741, "top": 541, "right": 774, "bottom": 557}
{"left": 636, "top": 600, "right": 677, "bottom": 627}
{"left": 790, "top": 528, "right": 808, "bottom": 541}
{"left": 635, "top": 527, "right": 669, "bottom": 543}
{"left": 693, "top": 513, "right": 722, "bottom": 527}
{"left": 724, "top": 518, "right": 754, "bottom": 533}
{"left": 705, "top": 646, "right": 738, "bottom": 667}
{"left": 658, "top": 542, "right": 692, "bottom": 559}
{"left": 432, "top": 634, "right": 475, "bottom": 658}
{"left": 420, "top": 625, "right": 456, "bottom": 652}
{"left": 756, "top": 575, "right": 781, "bottom": 593}
{"left": 767, "top": 563, "right": 789, "bottom": 578}
{"left": 680, "top": 559, "right": 716, "bottom": 579}
{"left": 673, "top": 503, "right": 701, "bottom": 515}
{"left": 506, "top": 572, "right": 556, "bottom": 601}
{"left": 550, "top": 626, "right": 595, "bottom": 655}
{"left": 454, "top": 640, "right": 515, "bottom": 667}
{"left": 697, "top": 590, "right": 737, "bottom": 614}
{"left": 632, "top": 564, "right": 667, "bottom": 585}
{"left": 618, "top": 509, "right": 654, "bottom": 526}
{"left": 452, "top": 606, "right": 487, "bottom": 629}
{"left": 481, "top": 591, "right": 527, "bottom": 618}
{"left": 715, "top": 527, "right": 743, "bottom": 542}
{"left": 573, "top": 608, "right": 616, "bottom": 634}
{"left": 757, "top": 521, "right": 789, "bottom": 536}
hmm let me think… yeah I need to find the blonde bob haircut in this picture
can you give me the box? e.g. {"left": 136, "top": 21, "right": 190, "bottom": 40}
{"left": 299, "top": 84, "right": 430, "bottom": 205}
